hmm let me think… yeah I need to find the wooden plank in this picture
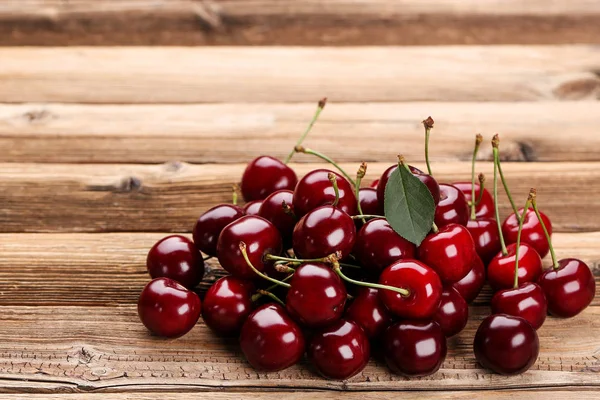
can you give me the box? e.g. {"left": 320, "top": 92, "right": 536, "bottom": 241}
{"left": 0, "top": 162, "right": 598, "bottom": 233}
{"left": 2, "top": 102, "right": 600, "bottom": 163}
{"left": 0, "top": 232, "right": 598, "bottom": 307}
{"left": 0, "top": 47, "right": 599, "bottom": 103}
{"left": 0, "top": 305, "right": 597, "bottom": 392}
{"left": 1, "top": 1, "right": 600, "bottom": 46}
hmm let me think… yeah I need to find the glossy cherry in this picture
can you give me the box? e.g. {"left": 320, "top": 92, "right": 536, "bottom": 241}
{"left": 138, "top": 277, "right": 201, "bottom": 338}
{"left": 353, "top": 218, "right": 416, "bottom": 275}
{"left": 239, "top": 303, "right": 305, "bottom": 371}
{"left": 466, "top": 218, "right": 502, "bottom": 265}
{"left": 473, "top": 314, "right": 539, "bottom": 375}
{"left": 258, "top": 190, "right": 296, "bottom": 248}
{"left": 292, "top": 205, "right": 356, "bottom": 260}
{"left": 370, "top": 179, "right": 380, "bottom": 188}
{"left": 433, "top": 287, "right": 469, "bottom": 337}
{"left": 146, "top": 235, "right": 205, "bottom": 289}
{"left": 377, "top": 164, "right": 440, "bottom": 207}
{"left": 418, "top": 223, "right": 476, "bottom": 283}
{"left": 538, "top": 258, "right": 596, "bottom": 318}
{"left": 345, "top": 287, "right": 393, "bottom": 339}
{"left": 243, "top": 200, "right": 263, "bottom": 216}
{"left": 293, "top": 169, "right": 357, "bottom": 217}
{"left": 217, "top": 215, "right": 282, "bottom": 280}
{"left": 193, "top": 204, "right": 244, "bottom": 256}
{"left": 286, "top": 263, "right": 347, "bottom": 328}
{"left": 454, "top": 182, "right": 495, "bottom": 219}
{"left": 452, "top": 255, "right": 486, "bottom": 303}
{"left": 240, "top": 156, "right": 298, "bottom": 201}
{"left": 502, "top": 208, "right": 552, "bottom": 258}
{"left": 491, "top": 282, "right": 547, "bottom": 330}
{"left": 378, "top": 259, "right": 442, "bottom": 319}
{"left": 308, "top": 319, "right": 370, "bottom": 380}
{"left": 434, "top": 184, "right": 469, "bottom": 228}
{"left": 383, "top": 320, "right": 447, "bottom": 377}
{"left": 358, "top": 187, "right": 381, "bottom": 215}
{"left": 202, "top": 276, "right": 255, "bottom": 335}
{"left": 487, "top": 243, "right": 543, "bottom": 291}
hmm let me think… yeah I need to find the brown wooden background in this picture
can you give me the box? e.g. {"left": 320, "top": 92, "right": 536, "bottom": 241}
{"left": 0, "top": 1, "right": 599, "bottom": 398}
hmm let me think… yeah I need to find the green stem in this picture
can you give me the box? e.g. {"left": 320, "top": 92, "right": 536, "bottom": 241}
{"left": 531, "top": 193, "right": 558, "bottom": 270}
{"left": 265, "top": 254, "right": 331, "bottom": 264}
{"left": 333, "top": 262, "right": 410, "bottom": 297}
{"left": 328, "top": 173, "right": 340, "bottom": 207}
{"left": 355, "top": 162, "right": 367, "bottom": 224}
{"left": 493, "top": 148, "right": 508, "bottom": 256}
{"left": 470, "top": 135, "right": 482, "bottom": 219}
{"left": 284, "top": 98, "right": 326, "bottom": 164}
{"left": 475, "top": 173, "right": 486, "bottom": 207}
{"left": 239, "top": 242, "right": 291, "bottom": 288}
{"left": 513, "top": 199, "right": 531, "bottom": 289}
{"left": 253, "top": 274, "right": 294, "bottom": 302}
{"left": 297, "top": 147, "right": 356, "bottom": 186}
{"left": 252, "top": 290, "right": 285, "bottom": 307}
{"left": 351, "top": 214, "right": 384, "bottom": 220}
{"left": 232, "top": 184, "right": 239, "bottom": 206}
{"left": 432, "top": 222, "right": 439, "bottom": 234}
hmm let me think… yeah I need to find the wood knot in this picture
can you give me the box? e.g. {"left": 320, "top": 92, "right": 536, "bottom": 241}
{"left": 477, "top": 140, "right": 537, "bottom": 162}
{"left": 553, "top": 76, "right": 600, "bottom": 100}
{"left": 192, "top": 1, "right": 223, "bottom": 32}
{"left": 119, "top": 176, "right": 142, "bottom": 192}
{"left": 163, "top": 160, "right": 184, "bottom": 172}
{"left": 22, "top": 109, "right": 55, "bottom": 124}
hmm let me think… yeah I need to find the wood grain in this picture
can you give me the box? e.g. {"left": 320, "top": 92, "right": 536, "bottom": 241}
{"left": 2, "top": 102, "right": 600, "bottom": 163}
{"left": 0, "top": 162, "right": 598, "bottom": 233}
{"left": 0, "top": 47, "right": 599, "bottom": 103}
{"left": 1, "top": 0, "right": 600, "bottom": 46}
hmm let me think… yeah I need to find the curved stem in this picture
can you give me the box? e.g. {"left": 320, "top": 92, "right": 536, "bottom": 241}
{"left": 355, "top": 162, "right": 367, "bottom": 224}
{"left": 332, "top": 262, "right": 410, "bottom": 297}
{"left": 431, "top": 222, "right": 439, "bottom": 234}
{"left": 497, "top": 159, "right": 519, "bottom": 218}
{"left": 339, "top": 262, "right": 361, "bottom": 269}
{"left": 253, "top": 274, "right": 295, "bottom": 302}
{"left": 284, "top": 98, "right": 326, "bottom": 164}
{"left": 351, "top": 214, "right": 384, "bottom": 220}
{"left": 513, "top": 199, "right": 531, "bottom": 289}
{"left": 328, "top": 173, "right": 340, "bottom": 207}
{"left": 297, "top": 147, "right": 356, "bottom": 186}
{"left": 470, "top": 134, "right": 482, "bottom": 220}
{"left": 232, "top": 184, "right": 239, "bottom": 206}
{"left": 265, "top": 254, "right": 331, "bottom": 264}
{"left": 252, "top": 290, "right": 286, "bottom": 307}
{"left": 239, "top": 242, "right": 291, "bottom": 288}
{"left": 422, "top": 117, "right": 434, "bottom": 176}
{"left": 493, "top": 148, "right": 508, "bottom": 256}
{"left": 475, "top": 173, "right": 486, "bottom": 207}
{"left": 531, "top": 193, "right": 559, "bottom": 270}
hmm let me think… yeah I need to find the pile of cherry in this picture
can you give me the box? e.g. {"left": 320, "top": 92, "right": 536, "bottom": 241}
{"left": 137, "top": 100, "right": 596, "bottom": 380}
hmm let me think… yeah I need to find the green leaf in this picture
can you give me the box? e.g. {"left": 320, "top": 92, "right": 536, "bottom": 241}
{"left": 384, "top": 165, "right": 435, "bottom": 246}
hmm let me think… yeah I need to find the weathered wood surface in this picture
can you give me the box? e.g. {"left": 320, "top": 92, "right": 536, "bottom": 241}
{"left": 1, "top": 0, "right": 600, "bottom": 46}
{"left": 0, "top": 162, "right": 598, "bottom": 233}
{"left": 2, "top": 102, "right": 600, "bottom": 163}
{"left": 0, "top": 47, "right": 599, "bottom": 103}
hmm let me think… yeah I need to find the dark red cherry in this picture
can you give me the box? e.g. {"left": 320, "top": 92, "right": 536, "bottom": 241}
{"left": 240, "top": 156, "right": 298, "bottom": 201}
{"left": 286, "top": 263, "right": 347, "bottom": 328}
{"left": 308, "top": 319, "right": 370, "bottom": 380}
{"left": 538, "top": 258, "right": 596, "bottom": 318}
{"left": 491, "top": 282, "right": 547, "bottom": 330}
{"left": 433, "top": 287, "right": 469, "bottom": 337}
{"left": 502, "top": 208, "right": 552, "bottom": 258}
{"left": 146, "top": 235, "right": 205, "bottom": 289}
{"left": 383, "top": 320, "right": 447, "bottom": 377}
{"left": 345, "top": 287, "right": 393, "bottom": 339}
{"left": 370, "top": 179, "right": 380, "bottom": 189}
{"left": 434, "top": 184, "right": 469, "bottom": 227}
{"left": 193, "top": 204, "right": 244, "bottom": 256}
{"left": 358, "top": 187, "right": 381, "bottom": 215}
{"left": 292, "top": 169, "right": 357, "bottom": 217}
{"left": 243, "top": 200, "right": 263, "bottom": 216}
{"left": 258, "top": 190, "right": 296, "bottom": 248}
{"left": 137, "top": 277, "right": 201, "bottom": 338}
{"left": 202, "top": 276, "right": 255, "bottom": 335}
{"left": 240, "top": 303, "right": 305, "bottom": 372}
{"left": 466, "top": 218, "right": 501, "bottom": 265}
{"left": 292, "top": 205, "right": 356, "bottom": 260}
{"left": 353, "top": 218, "right": 416, "bottom": 275}
{"left": 377, "top": 165, "right": 440, "bottom": 208}
{"left": 487, "top": 243, "right": 542, "bottom": 292}
{"left": 378, "top": 259, "right": 442, "bottom": 319}
{"left": 453, "top": 182, "right": 495, "bottom": 219}
{"left": 474, "top": 314, "right": 539, "bottom": 375}
{"left": 217, "top": 215, "right": 282, "bottom": 280}
{"left": 418, "top": 223, "right": 476, "bottom": 283}
{"left": 452, "top": 255, "right": 486, "bottom": 303}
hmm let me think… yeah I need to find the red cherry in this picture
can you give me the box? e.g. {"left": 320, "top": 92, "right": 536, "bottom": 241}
{"left": 202, "top": 276, "right": 255, "bottom": 335}
{"left": 137, "top": 278, "right": 201, "bottom": 338}
{"left": 491, "top": 282, "right": 547, "bottom": 330}
{"left": 377, "top": 165, "right": 440, "bottom": 208}
{"left": 286, "top": 263, "right": 347, "bottom": 328}
{"left": 353, "top": 218, "right": 416, "bottom": 275}
{"left": 146, "top": 235, "right": 205, "bottom": 289}
{"left": 433, "top": 287, "right": 469, "bottom": 337}
{"left": 370, "top": 179, "right": 380, "bottom": 189}
{"left": 240, "top": 156, "right": 298, "bottom": 201}
{"left": 487, "top": 243, "right": 542, "bottom": 291}
{"left": 243, "top": 200, "right": 263, "bottom": 216}
{"left": 292, "top": 169, "right": 357, "bottom": 217}
{"left": 308, "top": 319, "right": 370, "bottom": 380}
{"left": 240, "top": 303, "right": 305, "bottom": 372}
{"left": 358, "top": 187, "right": 381, "bottom": 215}
{"left": 453, "top": 182, "right": 495, "bottom": 219}
{"left": 434, "top": 184, "right": 469, "bottom": 228}
{"left": 258, "top": 190, "right": 295, "bottom": 248}
{"left": 502, "top": 208, "right": 552, "bottom": 258}
{"left": 193, "top": 204, "right": 244, "bottom": 256}
{"left": 538, "top": 258, "right": 596, "bottom": 318}
{"left": 292, "top": 205, "right": 356, "bottom": 260}
{"left": 378, "top": 260, "right": 442, "bottom": 319}
{"left": 418, "top": 223, "right": 476, "bottom": 283}
{"left": 452, "top": 255, "right": 486, "bottom": 303}
{"left": 345, "top": 287, "right": 393, "bottom": 339}
{"left": 474, "top": 314, "right": 539, "bottom": 375}
{"left": 466, "top": 218, "right": 501, "bottom": 265}
{"left": 217, "top": 215, "right": 282, "bottom": 280}
{"left": 383, "top": 320, "right": 447, "bottom": 377}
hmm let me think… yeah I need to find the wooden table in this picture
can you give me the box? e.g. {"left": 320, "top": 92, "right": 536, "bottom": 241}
{"left": 0, "top": 1, "right": 599, "bottom": 398}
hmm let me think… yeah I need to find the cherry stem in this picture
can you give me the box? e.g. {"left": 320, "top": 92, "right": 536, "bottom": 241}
{"left": 252, "top": 289, "right": 286, "bottom": 307}
{"left": 513, "top": 196, "right": 531, "bottom": 289}
{"left": 422, "top": 117, "right": 434, "bottom": 176}
{"left": 203, "top": 255, "right": 213, "bottom": 262}
{"left": 355, "top": 162, "right": 367, "bottom": 224}
{"left": 266, "top": 254, "right": 332, "bottom": 264}
{"left": 470, "top": 173, "right": 486, "bottom": 220}
{"left": 475, "top": 173, "right": 486, "bottom": 206}
{"left": 282, "top": 200, "right": 296, "bottom": 220}
{"left": 232, "top": 184, "right": 240, "bottom": 206}
{"left": 351, "top": 214, "right": 384, "bottom": 220}
{"left": 239, "top": 242, "right": 291, "bottom": 288}
{"left": 297, "top": 146, "right": 356, "bottom": 186}
{"left": 470, "top": 135, "right": 483, "bottom": 220}
{"left": 530, "top": 191, "right": 559, "bottom": 270}
{"left": 284, "top": 97, "right": 327, "bottom": 164}
{"left": 331, "top": 259, "right": 410, "bottom": 297}
{"left": 253, "top": 274, "right": 294, "bottom": 302}
{"left": 492, "top": 134, "right": 519, "bottom": 218}
{"left": 492, "top": 142, "right": 508, "bottom": 256}
{"left": 328, "top": 173, "right": 340, "bottom": 207}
